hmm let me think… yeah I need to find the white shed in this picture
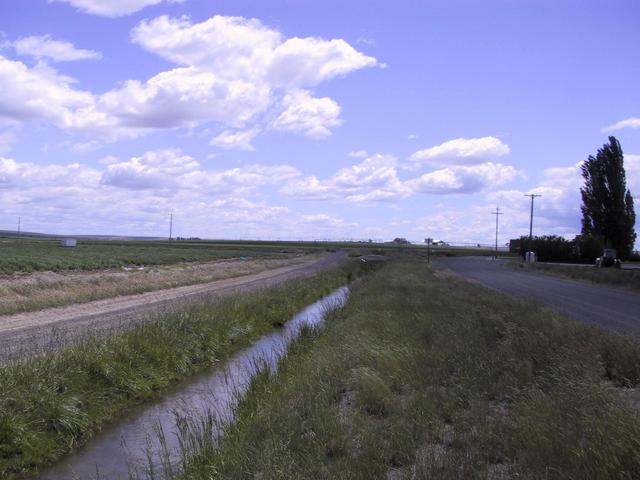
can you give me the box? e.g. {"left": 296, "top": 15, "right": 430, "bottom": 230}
{"left": 60, "top": 238, "right": 77, "bottom": 247}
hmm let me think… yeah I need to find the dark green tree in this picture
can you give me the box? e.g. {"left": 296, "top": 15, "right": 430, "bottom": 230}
{"left": 580, "top": 136, "right": 636, "bottom": 259}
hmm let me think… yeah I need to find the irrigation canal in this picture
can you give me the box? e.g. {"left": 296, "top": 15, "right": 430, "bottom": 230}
{"left": 38, "top": 287, "right": 349, "bottom": 480}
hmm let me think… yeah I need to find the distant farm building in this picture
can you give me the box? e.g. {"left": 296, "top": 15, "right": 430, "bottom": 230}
{"left": 60, "top": 238, "right": 77, "bottom": 247}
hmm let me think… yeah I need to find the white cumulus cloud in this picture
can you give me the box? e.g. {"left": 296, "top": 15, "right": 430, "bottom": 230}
{"left": 0, "top": 152, "right": 362, "bottom": 240}
{"left": 51, "top": 0, "right": 185, "bottom": 17}
{"left": 0, "top": 56, "right": 93, "bottom": 124}
{"left": 406, "top": 162, "right": 523, "bottom": 195}
{"left": 100, "top": 149, "right": 301, "bottom": 192}
{"left": 271, "top": 90, "right": 341, "bottom": 139}
{"left": 82, "top": 66, "right": 271, "bottom": 134}
{"left": 130, "top": 15, "right": 282, "bottom": 79}
{"left": 282, "top": 154, "right": 411, "bottom": 202}
{"left": 488, "top": 162, "right": 584, "bottom": 238}
{"left": 266, "top": 36, "right": 378, "bottom": 87}
{"left": 0, "top": 14, "right": 378, "bottom": 147}
{"left": 100, "top": 149, "right": 200, "bottom": 190}
{"left": 347, "top": 150, "right": 368, "bottom": 158}
{"left": 0, "top": 129, "right": 17, "bottom": 154}
{"left": 409, "top": 136, "right": 511, "bottom": 167}
{"left": 210, "top": 128, "right": 260, "bottom": 151}
{"left": 10, "top": 35, "right": 101, "bottom": 62}
{"left": 300, "top": 213, "right": 358, "bottom": 229}
{"left": 602, "top": 117, "right": 640, "bottom": 132}
{"left": 0, "top": 155, "right": 100, "bottom": 188}
{"left": 130, "top": 15, "right": 378, "bottom": 87}
{"left": 282, "top": 154, "right": 522, "bottom": 201}
{"left": 129, "top": 15, "right": 377, "bottom": 141}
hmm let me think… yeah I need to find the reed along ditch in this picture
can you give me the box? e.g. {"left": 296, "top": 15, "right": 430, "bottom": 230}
{"left": 38, "top": 287, "right": 349, "bottom": 479}
{"left": 0, "top": 262, "right": 371, "bottom": 480}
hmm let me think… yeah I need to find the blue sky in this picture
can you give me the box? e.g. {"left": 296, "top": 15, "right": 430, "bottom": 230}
{"left": 1, "top": 0, "right": 639, "bottom": 244}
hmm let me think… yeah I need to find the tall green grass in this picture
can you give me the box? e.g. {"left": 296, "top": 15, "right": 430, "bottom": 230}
{"left": 0, "top": 264, "right": 357, "bottom": 479}
{"left": 513, "top": 260, "right": 640, "bottom": 292}
{"left": 175, "top": 259, "right": 640, "bottom": 479}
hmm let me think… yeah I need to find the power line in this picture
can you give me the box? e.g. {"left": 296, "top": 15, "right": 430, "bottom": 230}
{"left": 524, "top": 194, "right": 542, "bottom": 259}
{"left": 491, "top": 207, "right": 503, "bottom": 259}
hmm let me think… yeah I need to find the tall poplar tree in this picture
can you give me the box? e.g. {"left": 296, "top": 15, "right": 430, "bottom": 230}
{"left": 580, "top": 136, "right": 636, "bottom": 259}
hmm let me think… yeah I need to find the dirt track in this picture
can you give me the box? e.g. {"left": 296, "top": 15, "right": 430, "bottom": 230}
{"left": 0, "top": 252, "right": 347, "bottom": 360}
{"left": 0, "top": 255, "right": 313, "bottom": 316}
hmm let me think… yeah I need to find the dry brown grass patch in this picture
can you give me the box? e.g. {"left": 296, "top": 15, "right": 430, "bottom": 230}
{"left": 0, "top": 255, "right": 314, "bottom": 315}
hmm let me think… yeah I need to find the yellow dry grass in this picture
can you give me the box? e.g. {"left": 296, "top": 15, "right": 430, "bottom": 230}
{"left": 0, "top": 255, "right": 315, "bottom": 315}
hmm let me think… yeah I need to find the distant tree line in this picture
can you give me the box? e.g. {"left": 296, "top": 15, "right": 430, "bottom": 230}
{"left": 516, "top": 234, "right": 611, "bottom": 263}
{"left": 520, "top": 137, "right": 637, "bottom": 263}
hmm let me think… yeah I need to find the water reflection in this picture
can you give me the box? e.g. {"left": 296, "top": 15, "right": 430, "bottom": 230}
{"left": 39, "top": 287, "right": 348, "bottom": 480}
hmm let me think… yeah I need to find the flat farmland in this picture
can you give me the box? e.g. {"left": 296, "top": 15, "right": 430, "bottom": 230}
{"left": 0, "top": 238, "right": 317, "bottom": 274}
{"left": 0, "top": 237, "right": 508, "bottom": 275}
{"left": 0, "top": 238, "right": 328, "bottom": 315}
{"left": 0, "top": 238, "right": 509, "bottom": 317}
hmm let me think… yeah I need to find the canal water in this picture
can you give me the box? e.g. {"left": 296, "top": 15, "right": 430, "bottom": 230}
{"left": 39, "top": 287, "right": 349, "bottom": 480}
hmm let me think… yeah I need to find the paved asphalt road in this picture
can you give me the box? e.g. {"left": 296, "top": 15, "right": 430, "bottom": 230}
{"left": 438, "top": 256, "right": 640, "bottom": 335}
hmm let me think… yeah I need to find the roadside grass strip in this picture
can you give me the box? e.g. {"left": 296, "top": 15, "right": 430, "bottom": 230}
{"left": 513, "top": 261, "right": 640, "bottom": 293}
{"left": 0, "top": 265, "right": 354, "bottom": 479}
{"left": 176, "top": 259, "right": 640, "bottom": 480}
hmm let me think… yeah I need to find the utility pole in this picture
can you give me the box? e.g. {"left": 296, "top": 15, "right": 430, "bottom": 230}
{"left": 169, "top": 212, "right": 173, "bottom": 241}
{"left": 524, "top": 194, "right": 541, "bottom": 260}
{"left": 491, "top": 207, "right": 503, "bottom": 259}
{"left": 17, "top": 216, "right": 20, "bottom": 236}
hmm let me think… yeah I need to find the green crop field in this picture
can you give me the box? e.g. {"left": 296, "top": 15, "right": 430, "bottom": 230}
{"left": 0, "top": 237, "right": 507, "bottom": 274}
{"left": 0, "top": 238, "right": 315, "bottom": 274}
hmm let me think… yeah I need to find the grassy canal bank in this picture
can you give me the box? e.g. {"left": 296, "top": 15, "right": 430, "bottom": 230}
{"left": 3, "top": 253, "right": 639, "bottom": 479}
{"left": 175, "top": 258, "right": 640, "bottom": 479}
{"left": 0, "top": 263, "right": 361, "bottom": 479}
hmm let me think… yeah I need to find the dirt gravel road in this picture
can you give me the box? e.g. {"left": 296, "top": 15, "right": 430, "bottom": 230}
{"left": 0, "top": 255, "right": 312, "bottom": 316}
{"left": 439, "top": 256, "right": 640, "bottom": 335}
{"left": 0, "top": 252, "right": 347, "bottom": 360}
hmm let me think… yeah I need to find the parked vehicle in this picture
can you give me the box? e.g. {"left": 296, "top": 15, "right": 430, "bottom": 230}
{"left": 595, "top": 249, "right": 621, "bottom": 268}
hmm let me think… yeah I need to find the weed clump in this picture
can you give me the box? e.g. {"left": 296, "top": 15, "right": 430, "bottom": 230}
{"left": 351, "top": 366, "right": 393, "bottom": 417}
